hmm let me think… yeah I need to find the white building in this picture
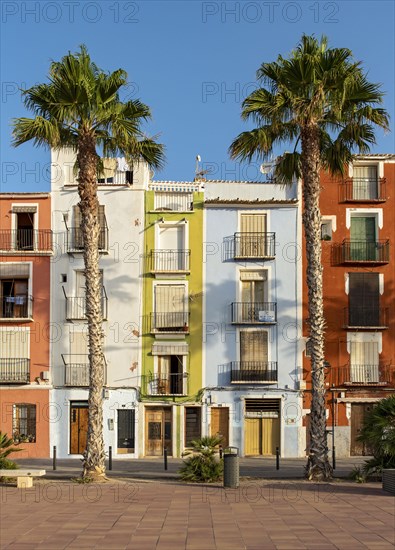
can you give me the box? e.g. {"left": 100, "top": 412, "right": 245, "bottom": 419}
{"left": 50, "top": 148, "right": 149, "bottom": 458}
{"left": 203, "top": 178, "right": 305, "bottom": 457}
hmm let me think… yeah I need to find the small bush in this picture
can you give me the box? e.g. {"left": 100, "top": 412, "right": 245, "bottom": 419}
{"left": 179, "top": 436, "right": 223, "bottom": 483}
{"left": 0, "top": 432, "right": 22, "bottom": 469}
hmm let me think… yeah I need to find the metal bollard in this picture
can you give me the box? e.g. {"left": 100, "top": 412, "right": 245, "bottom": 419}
{"left": 332, "top": 446, "right": 336, "bottom": 470}
{"left": 276, "top": 447, "right": 280, "bottom": 470}
{"left": 109, "top": 446, "right": 112, "bottom": 471}
{"left": 164, "top": 447, "right": 168, "bottom": 470}
{"left": 53, "top": 446, "right": 56, "bottom": 471}
{"left": 219, "top": 445, "right": 223, "bottom": 459}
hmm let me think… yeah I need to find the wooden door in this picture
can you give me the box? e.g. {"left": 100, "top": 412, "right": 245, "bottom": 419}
{"left": 245, "top": 418, "right": 261, "bottom": 455}
{"left": 350, "top": 403, "right": 374, "bottom": 456}
{"left": 244, "top": 417, "right": 280, "bottom": 456}
{"left": 261, "top": 418, "right": 280, "bottom": 455}
{"left": 145, "top": 408, "right": 172, "bottom": 456}
{"left": 70, "top": 404, "right": 88, "bottom": 454}
{"left": 211, "top": 407, "right": 229, "bottom": 448}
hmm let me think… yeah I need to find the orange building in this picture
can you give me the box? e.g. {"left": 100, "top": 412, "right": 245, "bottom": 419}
{"left": 0, "top": 194, "right": 52, "bottom": 457}
{"left": 302, "top": 155, "right": 395, "bottom": 458}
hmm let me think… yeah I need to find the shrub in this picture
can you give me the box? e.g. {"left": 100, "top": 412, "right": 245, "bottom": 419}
{"left": 179, "top": 436, "right": 223, "bottom": 483}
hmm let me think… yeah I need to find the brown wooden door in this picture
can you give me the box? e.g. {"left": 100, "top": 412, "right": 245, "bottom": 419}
{"left": 145, "top": 408, "right": 172, "bottom": 456}
{"left": 350, "top": 403, "right": 374, "bottom": 456}
{"left": 70, "top": 404, "right": 88, "bottom": 454}
{"left": 211, "top": 407, "right": 229, "bottom": 448}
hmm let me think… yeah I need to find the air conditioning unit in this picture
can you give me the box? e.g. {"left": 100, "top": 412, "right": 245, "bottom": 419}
{"left": 41, "top": 371, "right": 50, "bottom": 381}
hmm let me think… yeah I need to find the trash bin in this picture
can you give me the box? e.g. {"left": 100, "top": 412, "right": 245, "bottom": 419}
{"left": 223, "top": 446, "right": 239, "bottom": 488}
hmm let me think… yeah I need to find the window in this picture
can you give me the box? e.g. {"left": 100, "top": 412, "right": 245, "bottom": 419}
{"left": 154, "top": 192, "right": 193, "bottom": 212}
{"left": 321, "top": 220, "right": 332, "bottom": 241}
{"left": 235, "top": 213, "right": 275, "bottom": 258}
{"left": 353, "top": 165, "right": 379, "bottom": 200}
{"left": 0, "top": 328, "right": 30, "bottom": 383}
{"left": 154, "top": 224, "right": 188, "bottom": 271}
{"left": 349, "top": 216, "right": 377, "bottom": 261}
{"left": 350, "top": 341, "right": 379, "bottom": 383}
{"left": 153, "top": 284, "right": 188, "bottom": 331}
{"left": 13, "top": 404, "right": 36, "bottom": 443}
{"left": 240, "top": 330, "right": 268, "bottom": 363}
{"left": 64, "top": 330, "right": 89, "bottom": 386}
{"left": 72, "top": 205, "right": 107, "bottom": 250}
{"left": 238, "top": 270, "right": 274, "bottom": 322}
{"left": 156, "top": 355, "right": 184, "bottom": 394}
{"left": 185, "top": 407, "right": 201, "bottom": 446}
{"left": 11, "top": 205, "right": 37, "bottom": 250}
{"left": 348, "top": 273, "right": 380, "bottom": 327}
{"left": 0, "top": 264, "right": 30, "bottom": 319}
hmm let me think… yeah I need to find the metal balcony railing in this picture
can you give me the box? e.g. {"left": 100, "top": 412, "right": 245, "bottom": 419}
{"left": 340, "top": 178, "right": 386, "bottom": 202}
{"left": 66, "top": 226, "right": 109, "bottom": 253}
{"left": 344, "top": 307, "right": 389, "bottom": 329}
{"left": 0, "top": 229, "right": 52, "bottom": 252}
{"left": 148, "top": 373, "right": 186, "bottom": 395}
{"left": 150, "top": 312, "right": 190, "bottom": 333}
{"left": 230, "top": 361, "right": 278, "bottom": 383}
{"left": 339, "top": 240, "right": 389, "bottom": 263}
{"left": 63, "top": 356, "right": 107, "bottom": 386}
{"left": 0, "top": 358, "right": 30, "bottom": 383}
{"left": 0, "top": 295, "right": 33, "bottom": 319}
{"left": 231, "top": 302, "right": 277, "bottom": 324}
{"left": 63, "top": 287, "right": 108, "bottom": 320}
{"left": 233, "top": 232, "right": 276, "bottom": 259}
{"left": 327, "top": 364, "right": 394, "bottom": 386}
{"left": 150, "top": 250, "right": 190, "bottom": 272}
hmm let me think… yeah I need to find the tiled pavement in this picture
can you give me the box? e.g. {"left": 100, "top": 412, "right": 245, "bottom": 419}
{"left": 1, "top": 480, "right": 394, "bottom": 549}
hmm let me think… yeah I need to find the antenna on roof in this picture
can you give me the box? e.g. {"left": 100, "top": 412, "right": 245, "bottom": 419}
{"left": 194, "top": 154, "right": 208, "bottom": 182}
{"left": 259, "top": 155, "right": 276, "bottom": 180}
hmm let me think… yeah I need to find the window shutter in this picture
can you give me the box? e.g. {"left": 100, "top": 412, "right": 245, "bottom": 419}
{"left": 240, "top": 214, "right": 266, "bottom": 233}
{"left": 240, "top": 331, "right": 268, "bottom": 362}
{"left": 0, "top": 329, "right": 29, "bottom": 359}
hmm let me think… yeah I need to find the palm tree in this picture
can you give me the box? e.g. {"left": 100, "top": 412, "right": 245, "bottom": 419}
{"left": 12, "top": 46, "right": 165, "bottom": 481}
{"left": 229, "top": 35, "right": 389, "bottom": 481}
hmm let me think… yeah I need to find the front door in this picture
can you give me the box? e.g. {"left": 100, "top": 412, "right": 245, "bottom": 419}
{"left": 117, "top": 409, "right": 135, "bottom": 454}
{"left": 70, "top": 402, "right": 88, "bottom": 454}
{"left": 211, "top": 407, "right": 229, "bottom": 448}
{"left": 244, "top": 417, "right": 280, "bottom": 456}
{"left": 145, "top": 407, "right": 172, "bottom": 456}
{"left": 350, "top": 403, "right": 374, "bottom": 456}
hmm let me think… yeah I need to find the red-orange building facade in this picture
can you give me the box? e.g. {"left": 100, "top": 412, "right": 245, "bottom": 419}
{"left": 302, "top": 155, "right": 395, "bottom": 458}
{"left": 0, "top": 194, "right": 52, "bottom": 457}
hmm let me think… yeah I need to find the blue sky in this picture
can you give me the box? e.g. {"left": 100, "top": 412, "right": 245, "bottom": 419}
{"left": 1, "top": 1, "right": 394, "bottom": 192}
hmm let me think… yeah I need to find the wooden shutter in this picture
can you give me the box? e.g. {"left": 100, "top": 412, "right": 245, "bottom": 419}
{"left": 69, "top": 331, "right": 88, "bottom": 362}
{"left": 72, "top": 205, "right": 83, "bottom": 248}
{"left": 241, "top": 214, "right": 266, "bottom": 233}
{"left": 98, "top": 205, "right": 106, "bottom": 249}
{"left": 349, "top": 273, "right": 379, "bottom": 326}
{"left": 155, "top": 285, "right": 186, "bottom": 328}
{"left": 240, "top": 330, "right": 268, "bottom": 362}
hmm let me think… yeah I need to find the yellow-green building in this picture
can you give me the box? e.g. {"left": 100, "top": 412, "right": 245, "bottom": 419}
{"left": 140, "top": 181, "right": 204, "bottom": 457}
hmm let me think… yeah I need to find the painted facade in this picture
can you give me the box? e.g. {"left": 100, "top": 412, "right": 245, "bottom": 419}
{"left": 203, "top": 179, "right": 305, "bottom": 457}
{"left": 140, "top": 182, "right": 204, "bottom": 457}
{"left": 0, "top": 193, "right": 52, "bottom": 457}
{"left": 302, "top": 155, "right": 395, "bottom": 458}
{"left": 49, "top": 148, "right": 149, "bottom": 458}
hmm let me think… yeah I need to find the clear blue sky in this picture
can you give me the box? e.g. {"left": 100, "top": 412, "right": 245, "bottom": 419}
{"left": 1, "top": 1, "right": 394, "bottom": 192}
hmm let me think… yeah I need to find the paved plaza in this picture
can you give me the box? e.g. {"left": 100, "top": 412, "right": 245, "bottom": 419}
{"left": 1, "top": 475, "right": 394, "bottom": 549}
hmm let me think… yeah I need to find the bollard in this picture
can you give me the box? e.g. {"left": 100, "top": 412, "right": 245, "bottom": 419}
{"left": 53, "top": 446, "right": 56, "bottom": 471}
{"left": 276, "top": 447, "right": 280, "bottom": 470}
{"left": 332, "top": 446, "right": 336, "bottom": 470}
{"left": 109, "top": 446, "right": 112, "bottom": 471}
{"left": 164, "top": 447, "right": 168, "bottom": 470}
{"left": 219, "top": 445, "right": 223, "bottom": 459}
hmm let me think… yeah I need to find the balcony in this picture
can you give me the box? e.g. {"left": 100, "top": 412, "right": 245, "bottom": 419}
{"left": 66, "top": 227, "right": 109, "bottom": 254}
{"left": 231, "top": 302, "right": 277, "bottom": 324}
{"left": 0, "top": 295, "right": 33, "bottom": 320}
{"left": 0, "top": 358, "right": 30, "bottom": 384}
{"left": 0, "top": 229, "right": 52, "bottom": 253}
{"left": 340, "top": 178, "right": 386, "bottom": 202}
{"left": 63, "top": 287, "right": 108, "bottom": 320}
{"left": 230, "top": 361, "right": 278, "bottom": 383}
{"left": 327, "top": 364, "right": 395, "bottom": 387}
{"left": 148, "top": 373, "right": 187, "bottom": 395}
{"left": 337, "top": 240, "right": 389, "bottom": 264}
{"left": 344, "top": 307, "right": 389, "bottom": 329}
{"left": 150, "top": 312, "right": 190, "bottom": 334}
{"left": 63, "top": 357, "right": 107, "bottom": 386}
{"left": 150, "top": 250, "right": 190, "bottom": 273}
{"left": 233, "top": 233, "right": 276, "bottom": 260}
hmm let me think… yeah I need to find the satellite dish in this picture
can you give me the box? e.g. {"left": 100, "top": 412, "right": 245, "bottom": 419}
{"left": 260, "top": 164, "right": 271, "bottom": 174}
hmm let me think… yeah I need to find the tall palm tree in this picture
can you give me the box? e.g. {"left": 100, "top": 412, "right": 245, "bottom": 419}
{"left": 229, "top": 35, "right": 389, "bottom": 481}
{"left": 12, "top": 46, "right": 164, "bottom": 481}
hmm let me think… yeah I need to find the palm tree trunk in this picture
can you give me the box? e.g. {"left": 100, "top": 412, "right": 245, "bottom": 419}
{"left": 77, "top": 134, "right": 107, "bottom": 481}
{"left": 301, "top": 125, "right": 333, "bottom": 481}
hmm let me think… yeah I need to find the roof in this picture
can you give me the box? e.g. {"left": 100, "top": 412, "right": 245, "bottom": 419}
{"left": 0, "top": 193, "right": 50, "bottom": 198}
{"left": 205, "top": 198, "right": 298, "bottom": 205}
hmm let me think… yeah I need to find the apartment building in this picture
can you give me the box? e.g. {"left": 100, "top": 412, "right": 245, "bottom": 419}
{"left": 140, "top": 181, "right": 204, "bottom": 457}
{"left": 50, "top": 148, "right": 149, "bottom": 458}
{"left": 203, "top": 179, "right": 305, "bottom": 457}
{"left": 302, "top": 155, "right": 395, "bottom": 457}
{"left": 0, "top": 193, "right": 52, "bottom": 457}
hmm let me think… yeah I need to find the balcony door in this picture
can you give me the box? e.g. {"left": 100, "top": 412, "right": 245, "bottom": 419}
{"left": 157, "top": 355, "right": 184, "bottom": 394}
{"left": 350, "top": 341, "right": 379, "bottom": 383}
{"left": 241, "top": 271, "right": 267, "bottom": 322}
{"left": 353, "top": 165, "right": 378, "bottom": 200}
{"left": 239, "top": 330, "right": 268, "bottom": 381}
{"left": 158, "top": 225, "right": 185, "bottom": 271}
{"left": 350, "top": 217, "right": 376, "bottom": 261}
{"left": 239, "top": 214, "right": 267, "bottom": 257}
{"left": 154, "top": 284, "right": 186, "bottom": 330}
{"left": 349, "top": 273, "right": 380, "bottom": 327}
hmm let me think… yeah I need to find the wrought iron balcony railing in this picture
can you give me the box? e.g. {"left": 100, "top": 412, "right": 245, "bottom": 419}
{"left": 230, "top": 361, "right": 278, "bottom": 383}
{"left": 0, "top": 358, "right": 30, "bottom": 383}
{"left": 231, "top": 302, "right": 277, "bottom": 324}
{"left": 66, "top": 226, "right": 109, "bottom": 253}
{"left": 63, "top": 356, "right": 107, "bottom": 386}
{"left": 150, "top": 250, "right": 190, "bottom": 272}
{"left": 344, "top": 307, "right": 389, "bottom": 329}
{"left": 233, "top": 232, "right": 276, "bottom": 259}
{"left": 150, "top": 312, "right": 190, "bottom": 333}
{"left": 63, "top": 287, "right": 108, "bottom": 320}
{"left": 338, "top": 240, "right": 389, "bottom": 264}
{"left": 0, "top": 229, "right": 52, "bottom": 252}
{"left": 148, "top": 373, "right": 187, "bottom": 395}
{"left": 0, "top": 295, "right": 33, "bottom": 319}
{"left": 340, "top": 178, "right": 386, "bottom": 202}
{"left": 327, "top": 364, "right": 394, "bottom": 387}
